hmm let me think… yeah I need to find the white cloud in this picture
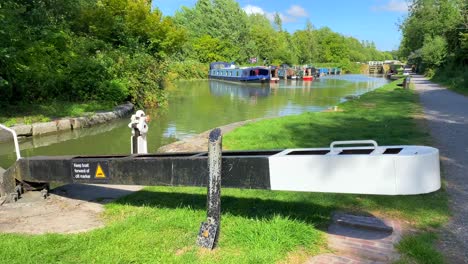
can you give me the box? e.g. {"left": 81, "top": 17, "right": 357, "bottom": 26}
{"left": 287, "top": 5, "right": 308, "bottom": 17}
{"left": 372, "top": 0, "right": 408, "bottom": 12}
{"left": 243, "top": 4, "right": 308, "bottom": 23}
{"left": 243, "top": 4, "right": 266, "bottom": 15}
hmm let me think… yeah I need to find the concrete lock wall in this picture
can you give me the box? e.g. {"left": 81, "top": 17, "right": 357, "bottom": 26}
{"left": 0, "top": 103, "right": 134, "bottom": 142}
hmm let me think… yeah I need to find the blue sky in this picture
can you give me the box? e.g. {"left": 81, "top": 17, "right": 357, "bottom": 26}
{"left": 152, "top": 0, "right": 409, "bottom": 51}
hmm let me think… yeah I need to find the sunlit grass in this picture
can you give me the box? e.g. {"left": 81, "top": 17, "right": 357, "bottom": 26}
{"left": 0, "top": 101, "right": 115, "bottom": 126}
{"left": 224, "top": 79, "right": 450, "bottom": 262}
{"left": 395, "top": 232, "right": 445, "bottom": 264}
{"left": 0, "top": 79, "right": 450, "bottom": 263}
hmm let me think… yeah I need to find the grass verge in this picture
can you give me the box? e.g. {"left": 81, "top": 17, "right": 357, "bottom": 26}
{"left": 0, "top": 80, "right": 449, "bottom": 263}
{"left": 0, "top": 101, "right": 115, "bottom": 126}
{"left": 224, "top": 79, "right": 450, "bottom": 263}
{"left": 395, "top": 232, "right": 445, "bottom": 264}
{"left": 431, "top": 65, "right": 468, "bottom": 96}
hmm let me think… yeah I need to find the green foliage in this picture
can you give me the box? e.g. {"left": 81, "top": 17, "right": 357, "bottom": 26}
{"left": 167, "top": 60, "right": 209, "bottom": 80}
{"left": 432, "top": 61, "right": 468, "bottom": 95}
{"left": 399, "top": 0, "right": 467, "bottom": 83}
{"left": 0, "top": 0, "right": 398, "bottom": 110}
{"left": 192, "top": 35, "right": 229, "bottom": 63}
{"left": 399, "top": 0, "right": 461, "bottom": 58}
{"left": 421, "top": 35, "right": 448, "bottom": 67}
{"left": 173, "top": 0, "right": 389, "bottom": 66}
{"left": 0, "top": 0, "right": 185, "bottom": 108}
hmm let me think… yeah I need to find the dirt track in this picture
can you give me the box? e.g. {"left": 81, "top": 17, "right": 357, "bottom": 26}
{"left": 0, "top": 184, "right": 142, "bottom": 234}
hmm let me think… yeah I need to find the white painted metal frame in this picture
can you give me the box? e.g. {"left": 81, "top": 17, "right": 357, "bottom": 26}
{"left": 0, "top": 124, "right": 21, "bottom": 160}
{"left": 268, "top": 140, "right": 440, "bottom": 195}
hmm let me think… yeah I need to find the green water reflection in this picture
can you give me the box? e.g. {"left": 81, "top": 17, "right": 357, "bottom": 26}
{"left": 0, "top": 75, "right": 388, "bottom": 168}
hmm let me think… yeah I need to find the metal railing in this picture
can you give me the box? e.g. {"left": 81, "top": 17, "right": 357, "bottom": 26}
{"left": 0, "top": 124, "right": 21, "bottom": 160}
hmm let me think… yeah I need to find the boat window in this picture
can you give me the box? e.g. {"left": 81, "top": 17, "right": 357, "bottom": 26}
{"left": 259, "top": 69, "right": 269, "bottom": 75}
{"left": 250, "top": 69, "right": 260, "bottom": 76}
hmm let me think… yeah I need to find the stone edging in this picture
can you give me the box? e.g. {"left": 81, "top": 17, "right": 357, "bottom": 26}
{"left": 157, "top": 118, "right": 266, "bottom": 153}
{"left": 0, "top": 103, "right": 134, "bottom": 142}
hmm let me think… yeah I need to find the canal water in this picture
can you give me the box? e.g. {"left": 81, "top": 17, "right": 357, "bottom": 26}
{"left": 0, "top": 75, "right": 388, "bottom": 168}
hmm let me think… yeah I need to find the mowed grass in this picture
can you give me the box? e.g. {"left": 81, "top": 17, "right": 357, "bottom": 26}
{"left": 0, "top": 186, "right": 447, "bottom": 264}
{"left": 225, "top": 80, "right": 429, "bottom": 150}
{"left": 224, "top": 79, "right": 450, "bottom": 263}
{"left": 0, "top": 80, "right": 449, "bottom": 263}
{"left": 0, "top": 187, "right": 327, "bottom": 263}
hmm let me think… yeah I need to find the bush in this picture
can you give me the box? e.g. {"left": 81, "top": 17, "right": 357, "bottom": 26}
{"left": 167, "top": 60, "right": 209, "bottom": 81}
{"left": 98, "top": 79, "right": 129, "bottom": 103}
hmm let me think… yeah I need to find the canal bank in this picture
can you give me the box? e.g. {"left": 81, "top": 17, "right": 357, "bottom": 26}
{"left": 0, "top": 102, "right": 134, "bottom": 143}
{"left": 0, "top": 75, "right": 389, "bottom": 168}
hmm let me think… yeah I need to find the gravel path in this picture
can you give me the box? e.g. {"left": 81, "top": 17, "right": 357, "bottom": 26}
{"left": 412, "top": 75, "right": 468, "bottom": 263}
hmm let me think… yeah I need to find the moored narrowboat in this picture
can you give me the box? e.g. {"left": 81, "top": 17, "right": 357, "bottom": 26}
{"left": 209, "top": 62, "right": 271, "bottom": 83}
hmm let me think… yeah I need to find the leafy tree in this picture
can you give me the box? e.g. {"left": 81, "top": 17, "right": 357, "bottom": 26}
{"left": 292, "top": 21, "right": 319, "bottom": 64}
{"left": 420, "top": 35, "right": 448, "bottom": 67}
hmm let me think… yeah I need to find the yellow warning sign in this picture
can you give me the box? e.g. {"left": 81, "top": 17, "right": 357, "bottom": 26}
{"left": 95, "top": 164, "right": 106, "bottom": 178}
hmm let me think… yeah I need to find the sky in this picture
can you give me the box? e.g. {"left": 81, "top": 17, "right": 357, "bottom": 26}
{"left": 152, "top": 0, "right": 409, "bottom": 51}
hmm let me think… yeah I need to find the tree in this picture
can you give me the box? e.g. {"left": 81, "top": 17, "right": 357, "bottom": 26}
{"left": 421, "top": 35, "right": 448, "bottom": 67}
{"left": 273, "top": 12, "right": 283, "bottom": 32}
{"left": 292, "top": 20, "right": 318, "bottom": 64}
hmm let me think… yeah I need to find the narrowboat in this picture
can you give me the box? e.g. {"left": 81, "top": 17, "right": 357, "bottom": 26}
{"left": 317, "top": 68, "right": 329, "bottom": 77}
{"left": 270, "top": 66, "right": 280, "bottom": 83}
{"left": 297, "top": 66, "right": 316, "bottom": 81}
{"left": 209, "top": 62, "right": 270, "bottom": 83}
{"left": 278, "top": 64, "right": 297, "bottom": 80}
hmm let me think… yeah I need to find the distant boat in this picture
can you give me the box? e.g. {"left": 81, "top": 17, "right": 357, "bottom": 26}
{"left": 209, "top": 62, "right": 271, "bottom": 83}
{"left": 297, "top": 66, "right": 316, "bottom": 81}
{"left": 278, "top": 64, "right": 297, "bottom": 80}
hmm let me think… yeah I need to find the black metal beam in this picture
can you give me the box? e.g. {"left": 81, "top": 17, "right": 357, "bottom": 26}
{"left": 10, "top": 150, "right": 275, "bottom": 191}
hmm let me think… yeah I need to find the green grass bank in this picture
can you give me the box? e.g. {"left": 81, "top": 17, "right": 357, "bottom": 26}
{"left": 0, "top": 101, "right": 115, "bottom": 126}
{"left": 0, "top": 80, "right": 449, "bottom": 263}
{"left": 224, "top": 79, "right": 450, "bottom": 263}
{"left": 431, "top": 65, "right": 468, "bottom": 96}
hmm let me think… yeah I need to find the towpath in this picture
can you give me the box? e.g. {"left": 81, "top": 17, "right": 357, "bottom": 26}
{"left": 412, "top": 75, "right": 468, "bottom": 263}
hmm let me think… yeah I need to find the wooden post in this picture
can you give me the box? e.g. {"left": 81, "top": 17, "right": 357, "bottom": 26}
{"left": 196, "top": 128, "right": 222, "bottom": 249}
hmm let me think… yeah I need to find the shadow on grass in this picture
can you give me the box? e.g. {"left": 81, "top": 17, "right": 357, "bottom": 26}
{"left": 111, "top": 189, "right": 341, "bottom": 229}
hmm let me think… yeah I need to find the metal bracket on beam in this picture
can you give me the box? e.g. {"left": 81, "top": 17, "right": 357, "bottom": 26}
{"left": 196, "top": 128, "right": 222, "bottom": 249}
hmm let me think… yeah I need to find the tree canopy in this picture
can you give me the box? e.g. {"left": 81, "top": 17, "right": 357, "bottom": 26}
{"left": 173, "top": 0, "right": 392, "bottom": 66}
{"left": 1, "top": 0, "right": 393, "bottom": 107}
{"left": 399, "top": 0, "right": 467, "bottom": 71}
